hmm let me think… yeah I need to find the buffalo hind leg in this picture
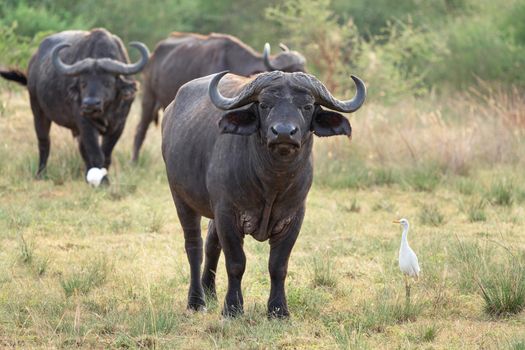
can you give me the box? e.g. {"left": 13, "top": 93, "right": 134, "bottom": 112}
{"left": 215, "top": 212, "right": 246, "bottom": 317}
{"left": 132, "top": 89, "right": 159, "bottom": 163}
{"left": 174, "top": 195, "right": 206, "bottom": 311}
{"left": 202, "top": 220, "right": 221, "bottom": 300}
{"left": 30, "top": 97, "right": 51, "bottom": 178}
{"left": 267, "top": 207, "right": 305, "bottom": 318}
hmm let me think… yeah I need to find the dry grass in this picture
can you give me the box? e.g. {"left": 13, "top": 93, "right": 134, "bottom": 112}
{"left": 0, "top": 89, "right": 524, "bottom": 348}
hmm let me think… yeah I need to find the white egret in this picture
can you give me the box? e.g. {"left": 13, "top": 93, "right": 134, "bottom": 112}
{"left": 393, "top": 218, "right": 420, "bottom": 301}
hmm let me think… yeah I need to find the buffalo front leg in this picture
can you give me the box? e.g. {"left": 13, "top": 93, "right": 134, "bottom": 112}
{"left": 267, "top": 207, "right": 305, "bottom": 318}
{"left": 101, "top": 125, "right": 125, "bottom": 169}
{"left": 174, "top": 195, "right": 206, "bottom": 311}
{"left": 78, "top": 120, "right": 107, "bottom": 186}
{"left": 201, "top": 220, "right": 221, "bottom": 300}
{"left": 215, "top": 212, "right": 246, "bottom": 317}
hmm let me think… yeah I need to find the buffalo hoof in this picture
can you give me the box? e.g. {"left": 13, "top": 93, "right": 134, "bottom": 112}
{"left": 267, "top": 305, "right": 290, "bottom": 319}
{"left": 187, "top": 298, "right": 206, "bottom": 312}
{"left": 100, "top": 175, "right": 110, "bottom": 187}
{"left": 187, "top": 302, "right": 207, "bottom": 312}
{"left": 35, "top": 168, "right": 46, "bottom": 179}
{"left": 222, "top": 303, "right": 244, "bottom": 318}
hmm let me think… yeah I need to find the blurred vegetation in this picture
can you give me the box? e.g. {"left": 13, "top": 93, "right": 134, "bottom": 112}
{"left": 0, "top": 0, "right": 525, "bottom": 98}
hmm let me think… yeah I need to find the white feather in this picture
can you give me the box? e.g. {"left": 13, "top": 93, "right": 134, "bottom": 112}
{"left": 397, "top": 218, "right": 420, "bottom": 278}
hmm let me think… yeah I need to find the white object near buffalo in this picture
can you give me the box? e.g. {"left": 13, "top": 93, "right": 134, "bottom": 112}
{"left": 86, "top": 167, "right": 107, "bottom": 187}
{"left": 393, "top": 218, "right": 420, "bottom": 300}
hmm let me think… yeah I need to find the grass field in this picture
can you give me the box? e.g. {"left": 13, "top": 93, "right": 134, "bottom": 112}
{"left": 0, "top": 89, "right": 524, "bottom": 349}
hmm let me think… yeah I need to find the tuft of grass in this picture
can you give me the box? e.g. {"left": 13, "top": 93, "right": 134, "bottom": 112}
{"left": 419, "top": 204, "right": 444, "bottom": 226}
{"left": 478, "top": 261, "right": 525, "bottom": 317}
{"left": 467, "top": 199, "right": 487, "bottom": 222}
{"left": 371, "top": 168, "right": 399, "bottom": 187}
{"left": 356, "top": 290, "right": 424, "bottom": 333}
{"left": 372, "top": 200, "right": 395, "bottom": 212}
{"left": 456, "top": 177, "right": 477, "bottom": 195}
{"left": 17, "top": 235, "right": 33, "bottom": 264}
{"left": 145, "top": 211, "right": 165, "bottom": 233}
{"left": 311, "top": 254, "right": 337, "bottom": 288}
{"left": 60, "top": 257, "right": 109, "bottom": 298}
{"left": 453, "top": 240, "right": 525, "bottom": 316}
{"left": 406, "top": 165, "right": 441, "bottom": 192}
{"left": 486, "top": 179, "right": 514, "bottom": 206}
{"left": 408, "top": 325, "right": 439, "bottom": 343}
{"left": 509, "top": 339, "right": 525, "bottom": 350}
{"left": 342, "top": 198, "right": 361, "bottom": 213}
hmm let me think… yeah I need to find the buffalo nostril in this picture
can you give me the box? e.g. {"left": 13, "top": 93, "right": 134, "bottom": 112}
{"left": 271, "top": 126, "right": 279, "bottom": 135}
{"left": 290, "top": 127, "right": 298, "bottom": 135}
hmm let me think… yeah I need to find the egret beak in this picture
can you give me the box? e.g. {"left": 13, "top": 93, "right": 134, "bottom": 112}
{"left": 392, "top": 220, "right": 401, "bottom": 224}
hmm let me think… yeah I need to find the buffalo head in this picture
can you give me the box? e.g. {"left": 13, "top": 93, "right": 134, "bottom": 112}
{"left": 263, "top": 43, "right": 306, "bottom": 73}
{"left": 51, "top": 42, "right": 149, "bottom": 116}
{"left": 209, "top": 71, "right": 366, "bottom": 159}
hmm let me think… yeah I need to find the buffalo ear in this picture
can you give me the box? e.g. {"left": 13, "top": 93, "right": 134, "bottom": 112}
{"left": 117, "top": 76, "right": 137, "bottom": 100}
{"left": 218, "top": 104, "right": 258, "bottom": 135}
{"left": 311, "top": 106, "right": 352, "bottom": 137}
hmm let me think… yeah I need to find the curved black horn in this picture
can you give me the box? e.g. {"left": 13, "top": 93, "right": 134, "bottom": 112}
{"left": 52, "top": 43, "right": 95, "bottom": 76}
{"left": 263, "top": 43, "right": 277, "bottom": 71}
{"left": 209, "top": 71, "right": 283, "bottom": 110}
{"left": 96, "top": 41, "right": 149, "bottom": 75}
{"left": 314, "top": 75, "right": 367, "bottom": 113}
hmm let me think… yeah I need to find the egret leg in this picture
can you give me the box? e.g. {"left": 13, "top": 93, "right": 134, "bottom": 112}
{"left": 404, "top": 275, "right": 411, "bottom": 303}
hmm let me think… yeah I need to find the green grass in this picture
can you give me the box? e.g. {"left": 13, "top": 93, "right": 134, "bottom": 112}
{"left": 467, "top": 199, "right": 487, "bottom": 222}
{"left": 487, "top": 179, "right": 514, "bottom": 206}
{"left": 311, "top": 254, "right": 337, "bottom": 288}
{"left": 0, "top": 92, "right": 524, "bottom": 348}
{"left": 479, "top": 261, "right": 525, "bottom": 317}
{"left": 60, "top": 257, "right": 109, "bottom": 298}
{"left": 419, "top": 204, "right": 445, "bottom": 226}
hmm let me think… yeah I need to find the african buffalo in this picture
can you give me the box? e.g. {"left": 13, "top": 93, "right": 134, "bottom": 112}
{"left": 132, "top": 32, "right": 306, "bottom": 162}
{"left": 161, "top": 70, "right": 366, "bottom": 317}
{"left": 0, "top": 28, "right": 149, "bottom": 186}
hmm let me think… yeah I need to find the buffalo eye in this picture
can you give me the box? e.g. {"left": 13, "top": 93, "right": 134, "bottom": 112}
{"left": 102, "top": 81, "right": 111, "bottom": 88}
{"left": 303, "top": 104, "right": 313, "bottom": 111}
{"left": 259, "top": 103, "right": 269, "bottom": 110}
{"left": 80, "top": 81, "right": 87, "bottom": 89}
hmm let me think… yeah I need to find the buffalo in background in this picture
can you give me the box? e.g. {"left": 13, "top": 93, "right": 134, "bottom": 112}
{"left": 162, "top": 70, "right": 366, "bottom": 317}
{"left": 132, "top": 32, "right": 306, "bottom": 162}
{"left": 0, "top": 28, "right": 149, "bottom": 186}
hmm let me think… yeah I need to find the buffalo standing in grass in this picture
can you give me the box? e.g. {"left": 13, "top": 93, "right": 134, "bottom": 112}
{"left": 0, "top": 28, "right": 149, "bottom": 186}
{"left": 132, "top": 32, "right": 306, "bottom": 162}
{"left": 162, "top": 70, "right": 366, "bottom": 317}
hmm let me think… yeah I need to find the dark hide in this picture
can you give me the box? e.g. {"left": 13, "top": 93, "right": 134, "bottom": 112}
{"left": 0, "top": 28, "right": 147, "bottom": 181}
{"left": 0, "top": 69, "right": 28, "bottom": 85}
{"left": 132, "top": 32, "right": 307, "bottom": 162}
{"left": 162, "top": 71, "right": 365, "bottom": 317}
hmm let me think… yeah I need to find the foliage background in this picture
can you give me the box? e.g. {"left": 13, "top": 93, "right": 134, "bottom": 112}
{"left": 1, "top": 0, "right": 525, "bottom": 97}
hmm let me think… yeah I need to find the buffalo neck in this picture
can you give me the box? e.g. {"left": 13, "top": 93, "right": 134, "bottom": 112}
{"left": 247, "top": 133, "right": 313, "bottom": 193}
